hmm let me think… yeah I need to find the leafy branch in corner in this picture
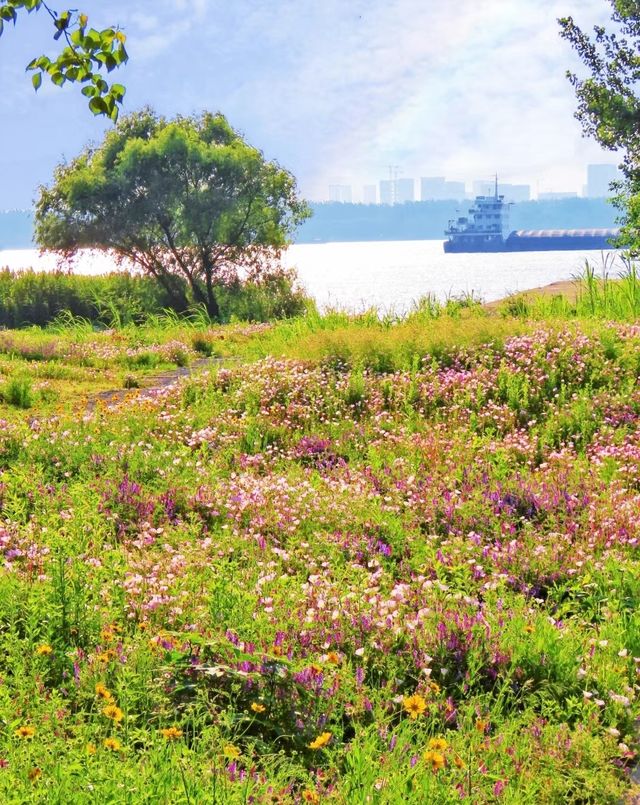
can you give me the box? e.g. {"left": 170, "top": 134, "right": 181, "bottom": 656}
{"left": 0, "top": 0, "right": 128, "bottom": 120}
{"left": 559, "top": 2, "right": 640, "bottom": 249}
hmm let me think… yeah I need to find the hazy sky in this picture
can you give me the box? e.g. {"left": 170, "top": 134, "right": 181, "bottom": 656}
{"left": 0, "top": 0, "right": 619, "bottom": 207}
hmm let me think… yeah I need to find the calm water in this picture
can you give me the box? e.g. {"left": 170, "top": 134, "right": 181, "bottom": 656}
{"left": 0, "top": 241, "right": 621, "bottom": 315}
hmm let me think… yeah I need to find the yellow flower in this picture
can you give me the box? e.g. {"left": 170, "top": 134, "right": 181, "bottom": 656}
{"left": 103, "top": 737, "right": 122, "bottom": 752}
{"left": 95, "top": 683, "right": 113, "bottom": 701}
{"left": 453, "top": 755, "right": 465, "bottom": 769}
{"left": 15, "top": 725, "right": 36, "bottom": 739}
{"left": 523, "top": 624, "right": 535, "bottom": 634}
{"left": 423, "top": 750, "right": 446, "bottom": 771}
{"left": 428, "top": 681, "right": 441, "bottom": 695}
{"left": 36, "top": 644, "right": 53, "bottom": 656}
{"left": 327, "top": 651, "right": 341, "bottom": 665}
{"left": 86, "top": 743, "right": 97, "bottom": 755}
{"left": 223, "top": 744, "right": 241, "bottom": 760}
{"left": 475, "top": 718, "right": 489, "bottom": 733}
{"left": 102, "top": 704, "right": 124, "bottom": 723}
{"left": 250, "top": 702, "right": 266, "bottom": 713}
{"left": 308, "top": 731, "right": 332, "bottom": 750}
{"left": 160, "top": 726, "right": 183, "bottom": 741}
{"left": 28, "top": 767, "right": 42, "bottom": 782}
{"left": 403, "top": 693, "right": 427, "bottom": 719}
{"left": 427, "top": 737, "right": 449, "bottom": 752}
{"left": 302, "top": 791, "right": 320, "bottom": 803}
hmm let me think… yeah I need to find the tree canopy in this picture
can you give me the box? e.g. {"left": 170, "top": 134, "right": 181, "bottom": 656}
{"left": 559, "top": 1, "right": 640, "bottom": 247}
{"left": 0, "top": 1, "right": 128, "bottom": 119}
{"left": 35, "top": 109, "right": 311, "bottom": 319}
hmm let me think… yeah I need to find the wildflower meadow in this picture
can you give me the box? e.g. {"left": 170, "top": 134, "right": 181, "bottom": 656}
{"left": 0, "top": 290, "right": 638, "bottom": 802}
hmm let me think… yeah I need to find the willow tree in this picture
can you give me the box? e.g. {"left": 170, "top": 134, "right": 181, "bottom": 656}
{"left": 35, "top": 109, "right": 310, "bottom": 319}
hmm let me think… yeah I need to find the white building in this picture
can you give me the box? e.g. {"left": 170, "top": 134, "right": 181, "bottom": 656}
{"left": 329, "top": 184, "right": 352, "bottom": 203}
{"left": 379, "top": 177, "right": 414, "bottom": 204}
{"left": 421, "top": 177, "right": 446, "bottom": 200}
{"left": 586, "top": 164, "right": 620, "bottom": 198}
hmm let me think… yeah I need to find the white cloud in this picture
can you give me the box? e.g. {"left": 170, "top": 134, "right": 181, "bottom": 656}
{"left": 0, "top": 0, "right": 624, "bottom": 207}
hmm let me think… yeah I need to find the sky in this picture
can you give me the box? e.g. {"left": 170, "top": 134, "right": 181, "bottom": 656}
{"left": 0, "top": 0, "right": 620, "bottom": 207}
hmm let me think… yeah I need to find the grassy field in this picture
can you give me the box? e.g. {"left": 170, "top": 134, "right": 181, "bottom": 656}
{"left": 0, "top": 276, "right": 639, "bottom": 802}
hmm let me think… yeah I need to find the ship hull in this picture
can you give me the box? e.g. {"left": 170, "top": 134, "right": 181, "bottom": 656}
{"left": 444, "top": 229, "right": 619, "bottom": 253}
{"left": 443, "top": 237, "right": 506, "bottom": 253}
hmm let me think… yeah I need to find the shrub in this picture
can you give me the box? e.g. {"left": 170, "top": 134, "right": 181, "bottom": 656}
{"left": 1, "top": 376, "right": 34, "bottom": 408}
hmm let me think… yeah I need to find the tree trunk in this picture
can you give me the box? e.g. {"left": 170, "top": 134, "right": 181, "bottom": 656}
{"left": 205, "top": 270, "right": 221, "bottom": 321}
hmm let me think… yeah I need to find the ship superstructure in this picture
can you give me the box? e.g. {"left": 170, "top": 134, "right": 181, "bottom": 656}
{"left": 444, "top": 177, "right": 510, "bottom": 253}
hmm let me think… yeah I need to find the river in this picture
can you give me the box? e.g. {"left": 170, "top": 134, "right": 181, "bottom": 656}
{"left": 0, "top": 241, "right": 622, "bottom": 315}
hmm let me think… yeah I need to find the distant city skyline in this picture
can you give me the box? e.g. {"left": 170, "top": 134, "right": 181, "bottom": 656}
{"left": 326, "top": 163, "right": 622, "bottom": 205}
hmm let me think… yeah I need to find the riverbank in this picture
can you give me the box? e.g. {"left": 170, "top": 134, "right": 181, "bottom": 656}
{"left": 487, "top": 279, "right": 580, "bottom": 307}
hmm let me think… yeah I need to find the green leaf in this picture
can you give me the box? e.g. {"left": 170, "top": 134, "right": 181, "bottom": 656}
{"left": 32, "top": 71, "right": 42, "bottom": 91}
{"left": 81, "top": 85, "right": 97, "bottom": 98}
{"left": 88, "top": 96, "right": 107, "bottom": 116}
{"left": 111, "top": 83, "right": 125, "bottom": 101}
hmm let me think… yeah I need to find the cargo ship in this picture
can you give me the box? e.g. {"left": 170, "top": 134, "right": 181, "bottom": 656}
{"left": 444, "top": 178, "right": 619, "bottom": 253}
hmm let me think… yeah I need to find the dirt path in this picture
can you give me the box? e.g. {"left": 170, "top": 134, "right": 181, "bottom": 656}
{"left": 84, "top": 356, "right": 236, "bottom": 413}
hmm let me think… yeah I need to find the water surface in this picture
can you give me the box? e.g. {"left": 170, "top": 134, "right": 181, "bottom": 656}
{"left": 0, "top": 241, "right": 620, "bottom": 315}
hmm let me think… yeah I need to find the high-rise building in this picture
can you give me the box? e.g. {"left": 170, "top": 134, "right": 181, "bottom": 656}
{"left": 421, "top": 177, "right": 446, "bottom": 200}
{"left": 379, "top": 178, "right": 414, "bottom": 204}
{"left": 362, "top": 184, "right": 377, "bottom": 204}
{"left": 395, "top": 178, "right": 414, "bottom": 203}
{"left": 421, "top": 177, "right": 466, "bottom": 200}
{"left": 328, "top": 184, "right": 352, "bottom": 203}
{"left": 442, "top": 181, "right": 466, "bottom": 200}
{"left": 473, "top": 180, "right": 494, "bottom": 197}
{"left": 586, "top": 164, "right": 620, "bottom": 198}
{"left": 379, "top": 179, "right": 394, "bottom": 205}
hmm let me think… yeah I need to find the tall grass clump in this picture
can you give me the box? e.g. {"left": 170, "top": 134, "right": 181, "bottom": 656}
{"left": 0, "top": 269, "right": 183, "bottom": 328}
{"left": 0, "top": 376, "right": 34, "bottom": 408}
{"left": 499, "top": 254, "right": 640, "bottom": 322}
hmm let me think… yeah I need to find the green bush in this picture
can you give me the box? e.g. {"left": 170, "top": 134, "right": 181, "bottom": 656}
{"left": 1, "top": 376, "right": 34, "bottom": 408}
{"left": 0, "top": 267, "right": 310, "bottom": 328}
